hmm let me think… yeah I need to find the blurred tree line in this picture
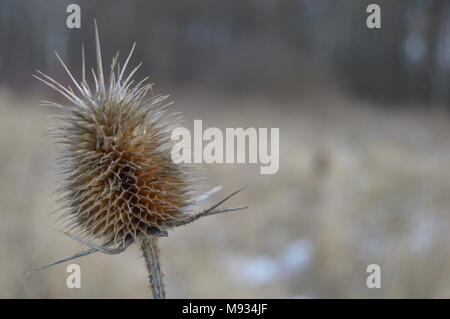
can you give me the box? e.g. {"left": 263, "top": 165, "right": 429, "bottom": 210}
{"left": 1, "top": 0, "right": 450, "bottom": 107}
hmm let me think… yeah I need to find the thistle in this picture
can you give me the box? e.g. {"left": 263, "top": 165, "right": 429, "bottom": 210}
{"left": 29, "top": 21, "right": 246, "bottom": 299}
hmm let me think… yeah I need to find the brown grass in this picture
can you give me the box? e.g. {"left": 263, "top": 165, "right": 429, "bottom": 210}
{"left": 2, "top": 88, "right": 450, "bottom": 298}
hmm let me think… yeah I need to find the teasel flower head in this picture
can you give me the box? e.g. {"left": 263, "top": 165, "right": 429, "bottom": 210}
{"left": 35, "top": 23, "right": 199, "bottom": 247}
{"left": 31, "top": 23, "right": 246, "bottom": 298}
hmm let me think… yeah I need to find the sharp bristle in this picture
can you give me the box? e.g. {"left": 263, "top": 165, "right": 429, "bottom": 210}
{"left": 94, "top": 19, "right": 106, "bottom": 96}
{"left": 81, "top": 42, "right": 86, "bottom": 84}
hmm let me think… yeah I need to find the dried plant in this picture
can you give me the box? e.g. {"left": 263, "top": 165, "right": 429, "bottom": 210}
{"left": 28, "top": 21, "right": 246, "bottom": 298}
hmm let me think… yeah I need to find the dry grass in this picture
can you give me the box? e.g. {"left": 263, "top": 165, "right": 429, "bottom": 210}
{"left": 2, "top": 88, "right": 450, "bottom": 298}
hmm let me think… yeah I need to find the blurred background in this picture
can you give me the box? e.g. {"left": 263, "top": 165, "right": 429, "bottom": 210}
{"left": 2, "top": 0, "right": 450, "bottom": 298}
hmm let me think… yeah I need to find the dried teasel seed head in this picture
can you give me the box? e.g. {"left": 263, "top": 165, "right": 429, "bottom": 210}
{"left": 36, "top": 22, "right": 199, "bottom": 246}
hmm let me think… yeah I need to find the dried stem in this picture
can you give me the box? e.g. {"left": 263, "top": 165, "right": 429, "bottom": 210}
{"left": 140, "top": 236, "right": 165, "bottom": 299}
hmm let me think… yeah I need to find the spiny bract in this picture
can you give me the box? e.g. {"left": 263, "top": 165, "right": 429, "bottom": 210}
{"left": 36, "top": 23, "right": 198, "bottom": 246}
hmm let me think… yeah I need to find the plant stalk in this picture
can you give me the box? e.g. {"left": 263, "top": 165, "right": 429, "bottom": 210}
{"left": 140, "top": 236, "right": 165, "bottom": 299}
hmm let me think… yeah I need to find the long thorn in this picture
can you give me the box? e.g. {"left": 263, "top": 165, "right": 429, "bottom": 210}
{"left": 94, "top": 19, "right": 105, "bottom": 95}
{"left": 166, "top": 187, "right": 248, "bottom": 228}
{"left": 205, "top": 205, "right": 248, "bottom": 216}
{"left": 57, "top": 230, "right": 132, "bottom": 254}
{"left": 206, "top": 186, "right": 247, "bottom": 212}
{"left": 26, "top": 248, "right": 97, "bottom": 276}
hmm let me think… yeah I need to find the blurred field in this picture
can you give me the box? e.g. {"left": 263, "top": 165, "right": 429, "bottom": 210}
{"left": 2, "top": 87, "right": 450, "bottom": 298}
